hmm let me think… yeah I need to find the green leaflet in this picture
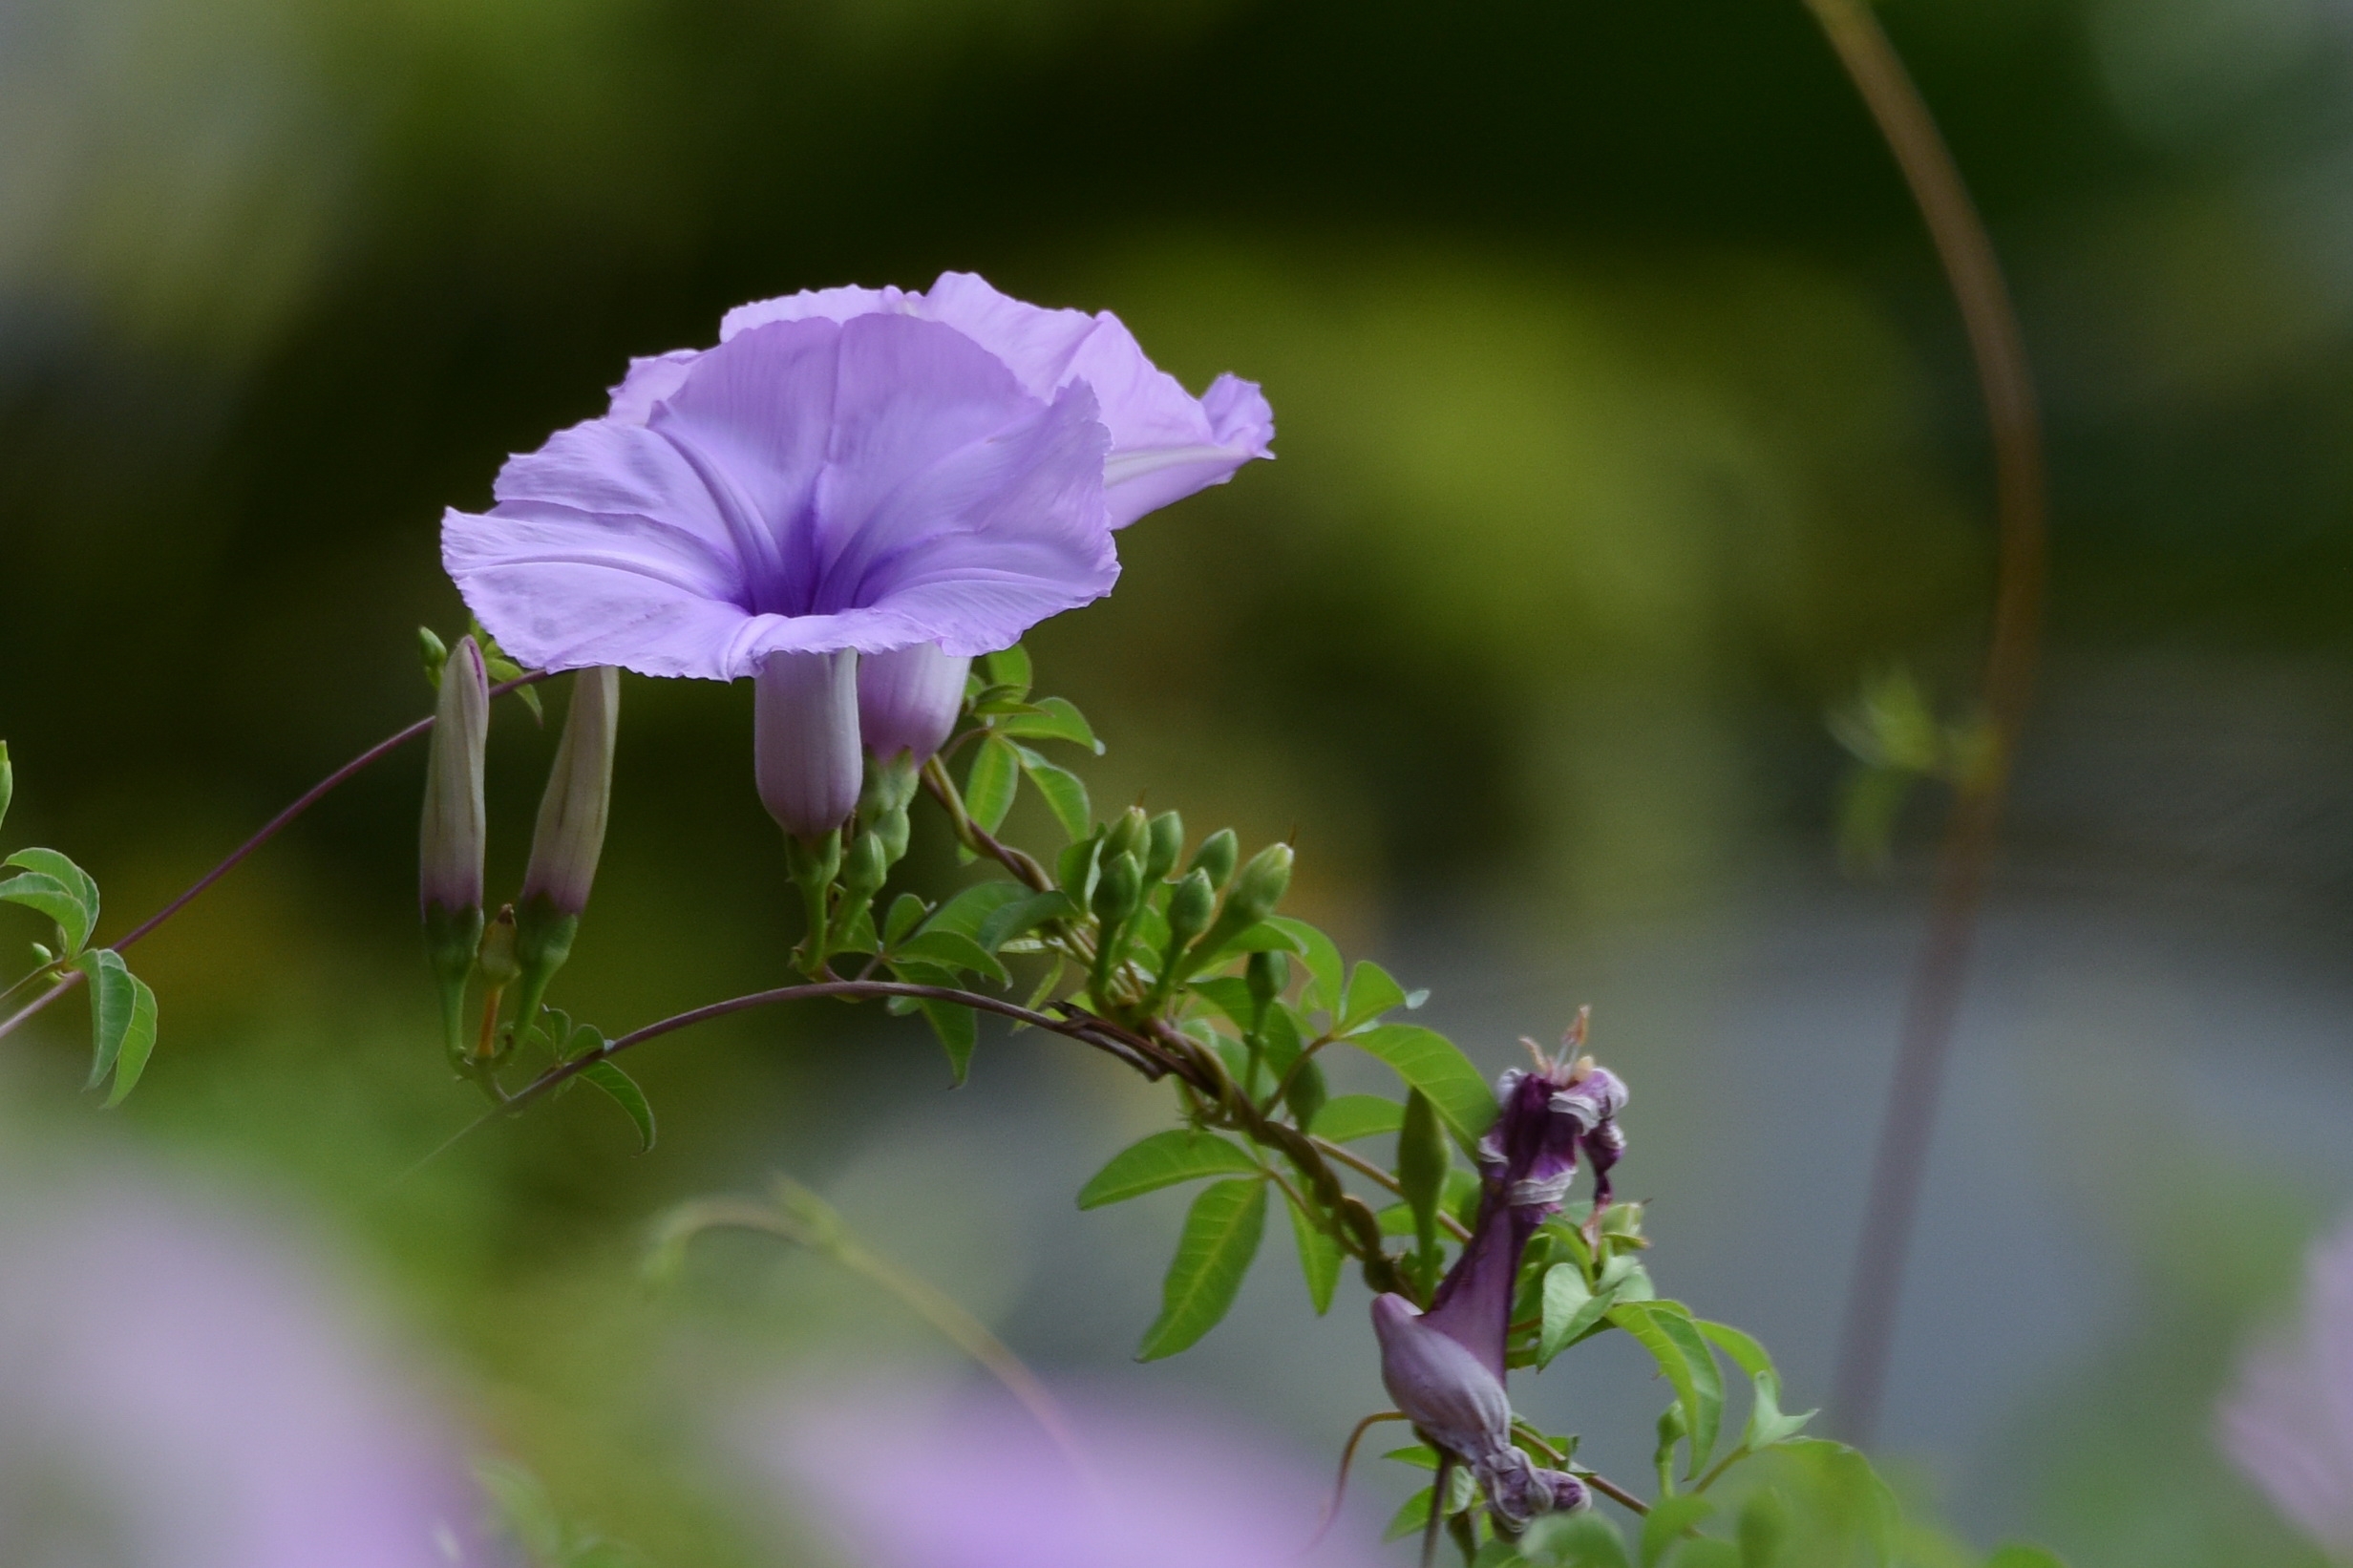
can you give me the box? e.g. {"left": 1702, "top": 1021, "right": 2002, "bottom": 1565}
{"left": 1380, "top": 1465, "right": 1479, "bottom": 1543}
{"left": 964, "top": 734, "right": 1021, "bottom": 834}
{"left": 1518, "top": 1511, "right": 1633, "bottom": 1568}
{"left": 1339, "top": 959, "right": 1409, "bottom": 1030}
{"left": 1610, "top": 1301, "right": 1725, "bottom": 1480}
{"left": 1282, "top": 1186, "right": 1342, "bottom": 1315}
{"left": 919, "top": 881, "right": 1029, "bottom": 941}
{"left": 1008, "top": 743, "right": 1091, "bottom": 841}
{"left": 577, "top": 1061, "right": 656, "bottom": 1152}
{"left": 1134, "top": 1176, "right": 1267, "bottom": 1361}
{"left": 880, "top": 893, "right": 927, "bottom": 948}
{"left": 891, "top": 930, "right": 1010, "bottom": 987}
{"left": 1309, "top": 1093, "right": 1404, "bottom": 1143}
{"left": 917, "top": 999, "right": 977, "bottom": 1083}
{"left": 74, "top": 948, "right": 158, "bottom": 1104}
{"left": 1642, "top": 1494, "right": 1716, "bottom": 1567}
{"left": 1347, "top": 1024, "right": 1498, "bottom": 1144}
{"left": 1265, "top": 916, "right": 1345, "bottom": 1013}
{"left": 2, "top": 847, "right": 100, "bottom": 955}
{"left": 1695, "top": 1320, "right": 1814, "bottom": 1451}
{"left": 1077, "top": 1129, "right": 1260, "bottom": 1208}
{"left": 990, "top": 696, "right": 1102, "bottom": 753}
{"left": 981, "top": 645, "right": 1031, "bottom": 693}
{"left": 1538, "top": 1262, "right": 1617, "bottom": 1366}
{"left": 974, "top": 890, "right": 1075, "bottom": 952}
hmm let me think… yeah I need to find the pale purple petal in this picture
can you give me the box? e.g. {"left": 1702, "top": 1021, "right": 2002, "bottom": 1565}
{"left": 859, "top": 642, "right": 971, "bottom": 762}
{"left": 606, "top": 348, "right": 699, "bottom": 425}
{"left": 750, "top": 1383, "right": 1382, "bottom": 1568}
{"left": 0, "top": 1172, "right": 497, "bottom": 1568}
{"left": 2221, "top": 1211, "right": 2353, "bottom": 1554}
{"left": 755, "top": 649, "right": 861, "bottom": 839}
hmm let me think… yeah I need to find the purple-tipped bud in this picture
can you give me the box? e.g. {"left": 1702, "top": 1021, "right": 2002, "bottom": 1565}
{"left": 755, "top": 649, "right": 861, "bottom": 840}
{"left": 1372, "top": 1293, "right": 1512, "bottom": 1464}
{"left": 418, "top": 636, "right": 489, "bottom": 917}
{"left": 520, "top": 667, "right": 619, "bottom": 916}
{"left": 856, "top": 642, "right": 970, "bottom": 763}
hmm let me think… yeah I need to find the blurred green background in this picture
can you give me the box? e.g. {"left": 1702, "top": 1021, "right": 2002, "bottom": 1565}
{"left": 6, "top": 0, "right": 2353, "bottom": 1560}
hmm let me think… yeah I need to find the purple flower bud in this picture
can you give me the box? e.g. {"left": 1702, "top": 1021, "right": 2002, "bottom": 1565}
{"left": 1371, "top": 1293, "right": 1513, "bottom": 1465}
{"left": 756, "top": 648, "right": 861, "bottom": 840}
{"left": 520, "top": 667, "right": 619, "bottom": 916}
{"left": 858, "top": 641, "right": 970, "bottom": 763}
{"left": 417, "top": 636, "right": 488, "bottom": 918}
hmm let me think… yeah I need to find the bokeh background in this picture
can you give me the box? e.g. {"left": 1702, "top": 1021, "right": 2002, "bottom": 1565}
{"left": 5, "top": 0, "right": 2353, "bottom": 1560}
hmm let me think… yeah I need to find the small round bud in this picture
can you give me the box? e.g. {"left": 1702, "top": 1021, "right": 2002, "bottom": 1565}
{"left": 1166, "top": 869, "right": 1215, "bottom": 946}
{"left": 1092, "top": 851, "right": 1143, "bottom": 929}
{"left": 1104, "top": 806, "right": 1150, "bottom": 862}
{"left": 1188, "top": 828, "right": 1239, "bottom": 889}
{"left": 842, "top": 830, "right": 889, "bottom": 899}
{"left": 1246, "top": 948, "right": 1287, "bottom": 1007}
{"left": 1143, "top": 811, "right": 1185, "bottom": 883}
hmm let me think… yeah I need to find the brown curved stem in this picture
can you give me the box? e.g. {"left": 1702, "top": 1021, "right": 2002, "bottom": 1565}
{"left": 1802, "top": 0, "right": 2049, "bottom": 1445}
{"left": 0, "top": 672, "right": 555, "bottom": 1048}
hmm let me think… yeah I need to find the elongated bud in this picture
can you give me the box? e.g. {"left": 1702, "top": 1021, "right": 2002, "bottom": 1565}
{"left": 1092, "top": 851, "right": 1143, "bottom": 930}
{"left": 1166, "top": 869, "right": 1215, "bottom": 947}
{"left": 420, "top": 637, "right": 489, "bottom": 919}
{"left": 508, "top": 667, "right": 619, "bottom": 1038}
{"left": 756, "top": 649, "right": 861, "bottom": 840}
{"left": 1143, "top": 811, "right": 1184, "bottom": 883}
{"left": 1188, "top": 828, "right": 1239, "bottom": 890}
{"left": 420, "top": 637, "right": 488, "bottom": 1062}
{"left": 1245, "top": 949, "right": 1286, "bottom": 1009}
{"left": 417, "top": 625, "right": 449, "bottom": 687}
{"left": 1283, "top": 1056, "right": 1328, "bottom": 1130}
{"left": 856, "top": 642, "right": 970, "bottom": 764}
{"left": 1227, "top": 842, "right": 1294, "bottom": 922}
{"left": 1398, "top": 1088, "right": 1451, "bottom": 1267}
{"left": 0, "top": 740, "right": 11, "bottom": 834}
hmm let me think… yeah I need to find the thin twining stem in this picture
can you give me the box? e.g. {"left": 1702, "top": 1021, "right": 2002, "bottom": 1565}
{"left": 659, "top": 1182, "right": 1096, "bottom": 1487}
{"left": 0, "top": 671, "right": 555, "bottom": 1049}
{"left": 1801, "top": 0, "right": 2049, "bottom": 1447}
{"left": 919, "top": 755, "right": 1052, "bottom": 892}
{"left": 1311, "top": 1134, "right": 1474, "bottom": 1243}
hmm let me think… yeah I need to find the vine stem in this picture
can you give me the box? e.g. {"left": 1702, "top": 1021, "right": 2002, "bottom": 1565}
{"left": 0, "top": 672, "right": 555, "bottom": 1049}
{"left": 1801, "top": 0, "right": 2049, "bottom": 1445}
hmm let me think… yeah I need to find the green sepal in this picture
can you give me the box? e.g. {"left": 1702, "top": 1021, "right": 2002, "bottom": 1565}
{"left": 506, "top": 895, "right": 580, "bottom": 1048}
{"left": 423, "top": 902, "right": 484, "bottom": 1067}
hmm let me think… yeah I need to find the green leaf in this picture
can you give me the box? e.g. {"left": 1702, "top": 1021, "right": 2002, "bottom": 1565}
{"left": 1189, "top": 976, "right": 1260, "bottom": 1032}
{"left": 992, "top": 696, "right": 1102, "bottom": 753}
{"left": 1473, "top": 1540, "right": 1527, "bottom": 1568}
{"left": 1384, "top": 1443, "right": 1441, "bottom": 1469}
{"left": 1310, "top": 1093, "right": 1404, "bottom": 1143}
{"left": 1692, "top": 1320, "right": 1774, "bottom": 1384}
{"left": 1642, "top": 1494, "right": 1715, "bottom": 1567}
{"left": 1010, "top": 744, "right": 1092, "bottom": 841}
{"left": 1341, "top": 960, "right": 1410, "bottom": 1030}
{"left": 1194, "top": 920, "right": 1305, "bottom": 965}
{"left": 1397, "top": 1089, "right": 1450, "bottom": 1260}
{"left": 1264, "top": 915, "right": 1343, "bottom": 1010}
{"left": 1381, "top": 1467, "right": 1479, "bottom": 1542}
{"left": 964, "top": 734, "right": 1021, "bottom": 834}
{"left": 1670, "top": 1542, "right": 1741, "bottom": 1568}
{"left": 916, "top": 998, "right": 977, "bottom": 1080}
{"left": 1982, "top": 1548, "right": 2068, "bottom": 1568}
{"left": 1056, "top": 835, "right": 1102, "bottom": 905}
{"left": 880, "top": 893, "right": 927, "bottom": 949}
{"left": 982, "top": 645, "right": 1031, "bottom": 694}
{"left": 0, "top": 741, "right": 11, "bottom": 834}
{"left": 1256, "top": 999, "right": 1305, "bottom": 1080}
{"left": 921, "top": 880, "right": 1030, "bottom": 941}
{"left": 1518, "top": 1511, "right": 1633, "bottom": 1568}
{"left": 892, "top": 930, "right": 1010, "bottom": 987}
{"left": 1742, "top": 1372, "right": 1813, "bottom": 1451}
{"left": 1135, "top": 1176, "right": 1267, "bottom": 1360}
{"left": 1611, "top": 1302, "right": 1725, "bottom": 1480}
{"left": 1, "top": 849, "right": 99, "bottom": 955}
{"left": 1078, "top": 1130, "right": 1261, "bottom": 1208}
{"left": 1540, "top": 1263, "right": 1617, "bottom": 1365}
{"left": 1348, "top": 1024, "right": 1498, "bottom": 1144}
{"left": 974, "top": 889, "right": 1076, "bottom": 951}
{"left": 1282, "top": 1187, "right": 1342, "bottom": 1314}
{"left": 577, "top": 1061, "right": 656, "bottom": 1152}
{"left": 1736, "top": 1492, "right": 1788, "bottom": 1568}
{"left": 74, "top": 948, "right": 137, "bottom": 1089}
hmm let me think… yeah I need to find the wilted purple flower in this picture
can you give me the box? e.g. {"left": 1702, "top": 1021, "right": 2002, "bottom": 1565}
{"left": 750, "top": 1383, "right": 1380, "bottom": 1568}
{"left": 2220, "top": 1210, "right": 2353, "bottom": 1555}
{"left": 1370, "top": 1038, "right": 1627, "bottom": 1528}
{"left": 0, "top": 1162, "right": 498, "bottom": 1568}
{"left": 445, "top": 273, "right": 1273, "bottom": 793}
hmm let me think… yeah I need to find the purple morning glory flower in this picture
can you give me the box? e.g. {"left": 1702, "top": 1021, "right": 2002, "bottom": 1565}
{"left": 2220, "top": 1209, "right": 2353, "bottom": 1555}
{"left": 1369, "top": 1039, "right": 1627, "bottom": 1528}
{"left": 447, "top": 272, "right": 1274, "bottom": 787}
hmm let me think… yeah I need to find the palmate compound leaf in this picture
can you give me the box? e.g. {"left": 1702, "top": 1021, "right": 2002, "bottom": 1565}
{"left": 72, "top": 947, "right": 158, "bottom": 1105}
{"left": 1347, "top": 1024, "right": 1499, "bottom": 1146}
{"left": 1608, "top": 1301, "right": 1724, "bottom": 1481}
{"left": 0, "top": 847, "right": 100, "bottom": 956}
{"left": 1077, "top": 1129, "right": 1260, "bottom": 1208}
{"left": 576, "top": 1061, "right": 655, "bottom": 1153}
{"left": 1134, "top": 1176, "right": 1267, "bottom": 1361}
